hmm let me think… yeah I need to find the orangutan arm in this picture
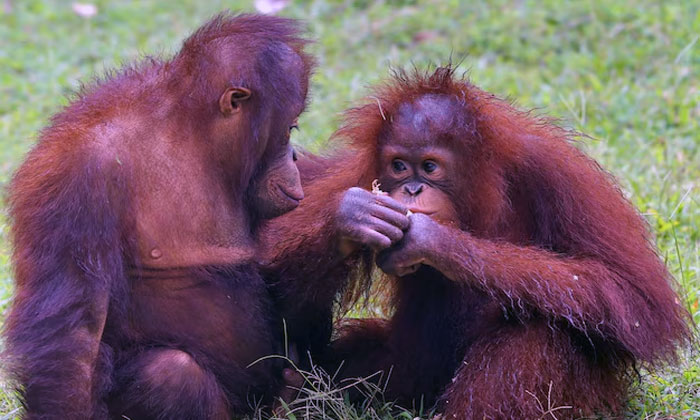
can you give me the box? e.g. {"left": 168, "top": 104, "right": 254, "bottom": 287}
{"left": 378, "top": 213, "right": 685, "bottom": 361}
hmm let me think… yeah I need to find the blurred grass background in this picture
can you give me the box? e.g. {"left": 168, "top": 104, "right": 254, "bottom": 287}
{"left": 0, "top": 0, "right": 698, "bottom": 418}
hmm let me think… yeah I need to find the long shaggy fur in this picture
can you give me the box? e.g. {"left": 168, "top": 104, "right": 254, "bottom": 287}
{"left": 4, "top": 13, "right": 312, "bottom": 419}
{"left": 263, "top": 65, "right": 691, "bottom": 419}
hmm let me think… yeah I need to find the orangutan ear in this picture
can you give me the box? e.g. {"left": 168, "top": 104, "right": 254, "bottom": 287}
{"left": 219, "top": 87, "right": 252, "bottom": 116}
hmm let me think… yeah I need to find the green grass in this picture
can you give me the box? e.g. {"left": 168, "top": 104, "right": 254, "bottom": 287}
{"left": 1, "top": 0, "right": 698, "bottom": 418}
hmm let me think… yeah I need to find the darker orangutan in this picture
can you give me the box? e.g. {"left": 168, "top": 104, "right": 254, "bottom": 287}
{"left": 4, "top": 13, "right": 312, "bottom": 419}
{"left": 261, "top": 67, "right": 691, "bottom": 419}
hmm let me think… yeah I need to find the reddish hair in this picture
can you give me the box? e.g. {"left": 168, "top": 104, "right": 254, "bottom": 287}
{"left": 327, "top": 65, "right": 690, "bottom": 364}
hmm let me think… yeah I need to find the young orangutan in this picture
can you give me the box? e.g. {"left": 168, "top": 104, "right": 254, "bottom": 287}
{"left": 261, "top": 66, "right": 690, "bottom": 419}
{"left": 5, "top": 13, "right": 312, "bottom": 419}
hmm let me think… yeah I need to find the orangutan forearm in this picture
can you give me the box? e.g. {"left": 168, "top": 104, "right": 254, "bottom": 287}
{"left": 426, "top": 225, "right": 643, "bottom": 341}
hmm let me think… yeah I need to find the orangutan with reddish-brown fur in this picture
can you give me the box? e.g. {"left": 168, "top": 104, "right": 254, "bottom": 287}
{"left": 261, "top": 66, "right": 690, "bottom": 419}
{"left": 4, "top": 13, "right": 312, "bottom": 419}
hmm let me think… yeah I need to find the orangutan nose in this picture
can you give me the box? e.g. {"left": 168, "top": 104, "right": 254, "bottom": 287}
{"left": 403, "top": 183, "right": 424, "bottom": 197}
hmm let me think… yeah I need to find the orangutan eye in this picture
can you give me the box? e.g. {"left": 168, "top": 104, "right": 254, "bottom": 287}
{"left": 392, "top": 159, "right": 407, "bottom": 172}
{"left": 289, "top": 124, "right": 299, "bottom": 133}
{"left": 423, "top": 160, "right": 437, "bottom": 173}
